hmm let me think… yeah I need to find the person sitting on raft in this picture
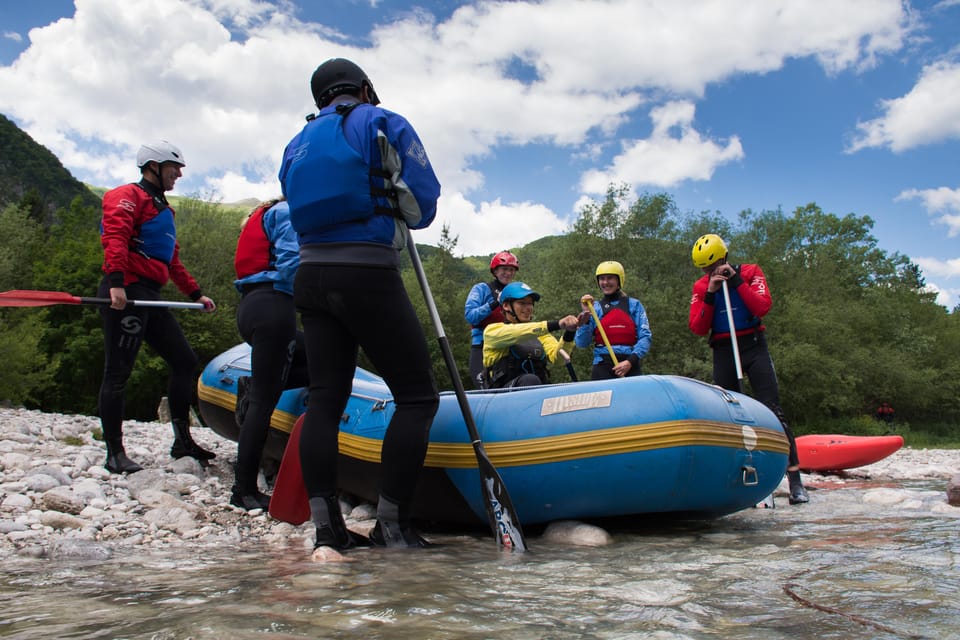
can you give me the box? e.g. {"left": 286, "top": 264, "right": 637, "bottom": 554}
{"left": 482, "top": 282, "right": 579, "bottom": 389}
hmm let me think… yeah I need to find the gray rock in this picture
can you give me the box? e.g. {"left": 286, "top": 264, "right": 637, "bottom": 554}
{"left": 137, "top": 489, "right": 196, "bottom": 513}
{"left": 947, "top": 474, "right": 960, "bottom": 507}
{"left": 7, "top": 529, "right": 42, "bottom": 543}
{"left": 23, "top": 474, "right": 61, "bottom": 492}
{"left": 72, "top": 479, "right": 105, "bottom": 501}
{"left": 1, "top": 493, "right": 33, "bottom": 509}
{"left": 124, "top": 469, "right": 168, "bottom": 499}
{"left": 0, "top": 520, "right": 28, "bottom": 533}
{"left": 0, "top": 452, "right": 30, "bottom": 471}
{"left": 170, "top": 456, "right": 205, "bottom": 476}
{"left": 47, "top": 539, "right": 113, "bottom": 561}
{"left": 40, "top": 486, "right": 85, "bottom": 515}
{"left": 40, "top": 510, "right": 86, "bottom": 530}
{"left": 34, "top": 465, "right": 72, "bottom": 485}
{"left": 543, "top": 520, "right": 613, "bottom": 547}
{"left": 143, "top": 506, "right": 197, "bottom": 535}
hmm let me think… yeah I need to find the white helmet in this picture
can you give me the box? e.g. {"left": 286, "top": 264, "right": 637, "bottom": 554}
{"left": 136, "top": 140, "right": 186, "bottom": 168}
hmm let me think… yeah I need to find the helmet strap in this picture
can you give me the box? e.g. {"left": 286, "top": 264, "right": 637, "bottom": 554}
{"left": 143, "top": 162, "right": 162, "bottom": 187}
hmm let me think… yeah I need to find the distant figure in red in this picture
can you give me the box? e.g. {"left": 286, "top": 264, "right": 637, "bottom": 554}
{"left": 875, "top": 402, "right": 895, "bottom": 424}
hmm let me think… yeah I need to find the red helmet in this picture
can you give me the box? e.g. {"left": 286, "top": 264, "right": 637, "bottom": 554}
{"left": 490, "top": 251, "right": 519, "bottom": 274}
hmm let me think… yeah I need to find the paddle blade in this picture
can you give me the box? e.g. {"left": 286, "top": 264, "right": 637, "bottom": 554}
{"left": 268, "top": 414, "right": 310, "bottom": 525}
{"left": 0, "top": 290, "right": 82, "bottom": 307}
{"left": 475, "top": 445, "right": 527, "bottom": 551}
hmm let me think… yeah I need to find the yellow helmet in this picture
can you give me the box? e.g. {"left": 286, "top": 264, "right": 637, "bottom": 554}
{"left": 691, "top": 234, "right": 728, "bottom": 268}
{"left": 595, "top": 261, "right": 625, "bottom": 289}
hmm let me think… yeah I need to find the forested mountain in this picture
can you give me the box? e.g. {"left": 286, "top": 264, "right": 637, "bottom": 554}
{"left": 0, "top": 114, "right": 101, "bottom": 221}
{"left": 1, "top": 116, "right": 958, "bottom": 443}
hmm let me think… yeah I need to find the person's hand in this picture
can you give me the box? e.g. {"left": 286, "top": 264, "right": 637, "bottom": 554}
{"left": 580, "top": 294, "right": 594, "bottom": 312}
{"left": 558, "top": 315, "right": 579, "bottom": 331}
{"left": 198, "top": 295, "right": 216, "bottom": 313}
{"left": 714, "top": 263, "right": 736, "bottom": 279}
{"left": 577, "top": 311, "right": 591, "bottom": 326}
{"left": 706, "top": 263, "right": 738, "bottom": 293}
{"left": 612, "top": 359, "right": 633, "bottom": 378}
{"left": 109, "top": 287, "right": 127, "bottom": 310}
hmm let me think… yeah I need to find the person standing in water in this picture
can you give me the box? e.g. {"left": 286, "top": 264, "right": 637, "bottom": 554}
{"left": 688, "top": 233, "right": 808, "bottom": 505}
{"left": 279, "top": 57, "right": 441, "bottom": 554}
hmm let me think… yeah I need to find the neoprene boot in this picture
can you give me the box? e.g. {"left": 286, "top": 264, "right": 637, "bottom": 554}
{"left": 170, "top": 418, "right": 216, "bottom": 461}
{"left": 370, "top": 495, "right": 430, "bottom": 548}
{"left": 104, "top": 440, "right": 143, "bottom": 474}
{"left": 230, "top": 485, "right": 271, "bottom": 510}
{"left": 310, "top": 495, "right": 369, "bottom": 550}
{"left": 230, "top": 460, "right": 271, "bottom": 511}
{"left": 787, "top": 470, "right": 809, "bottom": 504}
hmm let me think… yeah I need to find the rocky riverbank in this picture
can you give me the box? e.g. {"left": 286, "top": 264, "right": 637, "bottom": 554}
{"left": 1, "top": 406, "right": 958, "bottom": 561}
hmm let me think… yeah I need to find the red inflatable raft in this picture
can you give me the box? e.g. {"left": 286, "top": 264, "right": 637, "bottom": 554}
{"left": 795, "top": 434, "right": 904, "bottom": 472}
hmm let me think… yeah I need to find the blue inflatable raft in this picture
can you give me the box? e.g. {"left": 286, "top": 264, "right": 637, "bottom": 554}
{"left": 198, "top": 343, "right": 789, "bottom": 525}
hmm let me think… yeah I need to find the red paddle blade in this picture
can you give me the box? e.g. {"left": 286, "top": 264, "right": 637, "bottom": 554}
{"left": 268, "top": 414, "right": 310, "bottom": 525}
{"left": 0, "top": 290, "right": 82, "bottom": 307}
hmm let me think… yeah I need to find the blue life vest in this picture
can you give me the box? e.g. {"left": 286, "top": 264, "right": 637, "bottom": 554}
{"left": 132, "top": 206, "right": 176, "bottom": 264}
{"left": 712, "top": 285, "right": 761, "bottom": 334}
{"left": 285, "top": 105, "right": 394, "bottom": 234}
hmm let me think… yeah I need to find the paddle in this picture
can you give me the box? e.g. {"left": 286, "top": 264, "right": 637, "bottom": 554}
{"left": 581, "top": 295, "right": 618, "bottom": 365}
{"left": 406, "top": 227, "right": 527, "bottom": 551}
{"left": 0, "top": 289, "right": 204, "bottom": 310}
{"left": 558, "top": 349, "right": 578, "bottom": 382}
{"left": 720, "top": 280, "right": 745, "bottom": 393}
{"left": 722, "top": 278, "right": 774, "bottom": 507}
{"left": 268, "top": 414, "right": 310, "bottom": 525}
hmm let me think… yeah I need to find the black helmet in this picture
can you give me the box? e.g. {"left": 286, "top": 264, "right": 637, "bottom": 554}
{"left": 310, "top": 58, "right": 380, "bottom": 108}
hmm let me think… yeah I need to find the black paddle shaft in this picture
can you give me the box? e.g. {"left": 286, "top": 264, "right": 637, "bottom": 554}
{"left": 404, "top": 228, "right": 527, "bottom": 551}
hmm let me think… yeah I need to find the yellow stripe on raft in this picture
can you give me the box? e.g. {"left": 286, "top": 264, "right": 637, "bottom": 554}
{"left": 198, "top": 382, "right": 300, "bottom": 434}
{"left": 199, "top": 381, "right": 789, "bottom": 468}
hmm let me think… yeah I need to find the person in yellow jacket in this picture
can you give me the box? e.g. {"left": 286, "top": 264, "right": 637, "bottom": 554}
{"left": 483, "top": 282, "right": 579, "bottom": 388}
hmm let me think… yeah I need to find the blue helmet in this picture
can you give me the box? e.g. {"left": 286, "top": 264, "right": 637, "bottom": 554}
{"left": 500, "top": 282, "right": 540, "bottom": 304}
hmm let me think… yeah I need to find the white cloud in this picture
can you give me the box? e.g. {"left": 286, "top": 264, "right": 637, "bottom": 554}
{"left": 896, "top": 185, "right": 960, "bottom": 236}
{"left": 0, "top": 0, "right": 913, "bottom": 255}
{"left": 420, "top": 192, "right": 569, "bottom": 257}
{"left": 3, "top": 31, "right": 23, "bottom": 43}
{"left": 579, "top": 101, "right": 744, "bottom": 194}
{"left": 848, "top": 60, "right": 960, "bottom": 152}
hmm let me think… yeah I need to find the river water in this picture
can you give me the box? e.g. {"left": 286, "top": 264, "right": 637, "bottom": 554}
{"left": 2, "top": 479, "right": 956, "bottom": 640}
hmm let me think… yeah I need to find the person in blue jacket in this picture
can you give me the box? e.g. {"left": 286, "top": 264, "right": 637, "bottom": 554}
{"left": 575, "top": 261, "right": 651, "bottom": 380}
{"left": 231, "top": 198, "right": 308, "bottom": 511}
{"left": 279, "top": 58, "right": 441, "bottom": 555}
{"left": 464, "top": 250, "right": 519, "bottom": 389}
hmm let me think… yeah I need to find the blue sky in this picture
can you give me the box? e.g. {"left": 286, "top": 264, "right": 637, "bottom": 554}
{"left": 2, "top": 0, "right": 959, "bottom": 308}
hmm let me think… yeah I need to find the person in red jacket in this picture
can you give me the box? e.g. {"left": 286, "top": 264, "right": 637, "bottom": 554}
{"left": 97, "top": 140, "right": 216, "bottom": 474}
{"left": 688, "top": 234, "right": 808, "bottom": 505}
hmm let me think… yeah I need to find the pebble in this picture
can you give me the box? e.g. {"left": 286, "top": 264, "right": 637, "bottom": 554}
{"left": 1, "top": 406, "right": 958, "bottom": 560}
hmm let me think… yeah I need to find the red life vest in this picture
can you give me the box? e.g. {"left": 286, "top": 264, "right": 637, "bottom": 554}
{"left": 596, "top": 306, "right": 637, "bottom": 347}
{"left": 234, "top": 201, "right": 279, "bottom": 279}
{"left": 475, "top": 281, "right": 507, "bottom": 329}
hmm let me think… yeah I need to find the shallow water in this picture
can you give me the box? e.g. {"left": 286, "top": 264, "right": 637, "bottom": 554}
{"left": 2, "top": 480, "right": 957, "bottom": 640}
